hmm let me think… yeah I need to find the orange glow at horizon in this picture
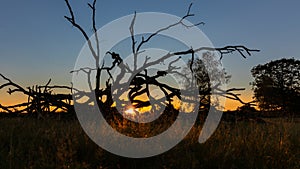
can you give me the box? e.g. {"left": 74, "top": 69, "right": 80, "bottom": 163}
{"left": 0, "top": 89, "right": 255, "bottom": 112}
{"left": 224, "top": 90, "right": 254, "bottom": 111}
{"left": 0, "top": 91, "right": 28, "bottom": 107}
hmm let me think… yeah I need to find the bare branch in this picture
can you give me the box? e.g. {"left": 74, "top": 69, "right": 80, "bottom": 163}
{"left": 129, "top": 12, "right": 137, "bottom": 70}
{"left": 134, "top": 45, "right": 259, "bottom": 74}
{"left": 0, "top": 73, "right": 74, "bottom": 114}
{"left": 88, "top": 0, "right": 100, "bottom": 62}
{"left": 0, "top": 73, "right": 31, "bottom": 96}
{"left": 135, "top": 3, "right": 204, "bottom": 54}
{"left": 64, "top": 0, "right": 99, "bottom": 66}
{"left": 213, "top": 87, "right": 256, "bottom": 105}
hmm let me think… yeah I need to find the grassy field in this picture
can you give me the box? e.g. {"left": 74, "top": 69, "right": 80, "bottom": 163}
{"left": 0, "top": 117, "right": 299, "bottom": 169}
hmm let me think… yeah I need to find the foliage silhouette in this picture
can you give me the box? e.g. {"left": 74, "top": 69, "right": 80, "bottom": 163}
{"left": 251, "top": 58, "right": 300, "bottom": 115}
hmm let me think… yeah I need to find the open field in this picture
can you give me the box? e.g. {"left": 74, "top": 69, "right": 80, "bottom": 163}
{"left": 0, "top": 117, "right": 299, "bottom": 169}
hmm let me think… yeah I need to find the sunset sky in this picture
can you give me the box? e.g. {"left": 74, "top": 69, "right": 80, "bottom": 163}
{"left": 1, "top": 0, "right": 300, "bottom": 110}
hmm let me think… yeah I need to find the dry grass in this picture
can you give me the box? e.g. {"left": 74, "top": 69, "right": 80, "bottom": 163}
{"left": 0, "top": 117, "right": 299, "bottom": 169}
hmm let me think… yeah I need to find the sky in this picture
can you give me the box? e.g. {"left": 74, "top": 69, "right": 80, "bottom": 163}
{"left": 0, "top": 0, "right": 300, "bottom": 110}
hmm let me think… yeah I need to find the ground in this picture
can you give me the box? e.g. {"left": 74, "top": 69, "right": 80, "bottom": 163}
{"left": 0, "top": 116, "right": 299, "bottom": 169}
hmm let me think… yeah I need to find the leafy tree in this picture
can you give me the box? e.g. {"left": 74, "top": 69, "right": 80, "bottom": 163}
{"left": 251, "top": 58, "right": 300, "bottom": 115}
{"left": 183, "top": 52, "right": 231, "bottom": 109}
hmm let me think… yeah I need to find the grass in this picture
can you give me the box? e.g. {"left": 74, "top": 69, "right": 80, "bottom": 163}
{"left": 0, "top": 117, "right": 299, "bottom": 169}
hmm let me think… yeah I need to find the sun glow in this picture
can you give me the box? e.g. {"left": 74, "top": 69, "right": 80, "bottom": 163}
{"left": 124, "top": 107, "right": 136, "bottom": 115}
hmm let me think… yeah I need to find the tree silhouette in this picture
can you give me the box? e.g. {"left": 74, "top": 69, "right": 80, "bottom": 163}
{"left": 0, "top": 0, "right": 259, "bottom": 127}
{"left": 0, "top": 75, "right": 73, "bottom": 118}
{"left": 65, "top": 0, "right": 259, "bottom": 130}
{"left": 251, "top": 58, "right": 300, "bottom": 115}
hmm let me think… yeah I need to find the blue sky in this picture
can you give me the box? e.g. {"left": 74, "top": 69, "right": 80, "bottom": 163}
{"left": 0, "top": 0, "right": 300, "bottom": 109}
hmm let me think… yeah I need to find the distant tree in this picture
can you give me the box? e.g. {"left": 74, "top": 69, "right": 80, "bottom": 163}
{"left": 251, "top": 58, "right": 300, "bottom": 115}
{"left": 195, "top": 52, "right": 236, "bottom": 126}
{"left": 182, "top": 52, "right": 231, "bottom": 119}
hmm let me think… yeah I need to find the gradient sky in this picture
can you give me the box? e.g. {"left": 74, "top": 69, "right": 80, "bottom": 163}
{"left": 1, "top": 0, "right": 300, "bottom": 110}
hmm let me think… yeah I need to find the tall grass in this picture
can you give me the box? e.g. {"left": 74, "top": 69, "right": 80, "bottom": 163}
{"left": 0, "top": 117, "right": 299, "bottom": 169}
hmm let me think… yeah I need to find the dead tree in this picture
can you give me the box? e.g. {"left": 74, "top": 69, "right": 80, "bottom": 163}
{"left": 64, "top": 0, "right": 259, "bottom": 136}
{"left": 0, "top": 74, "right": 74, "bottom": 117}
{"left": 0, "top": 1, "right": 259, "bottom": 125}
